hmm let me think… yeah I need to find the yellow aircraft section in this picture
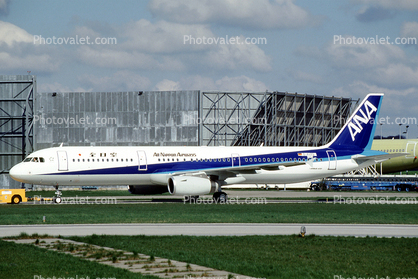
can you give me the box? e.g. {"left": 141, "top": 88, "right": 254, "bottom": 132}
{"left": 372, "top": 139, "right": 418, "bottom": 173}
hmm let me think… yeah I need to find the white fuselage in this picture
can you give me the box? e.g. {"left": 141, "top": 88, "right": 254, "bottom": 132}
{"left": 10, "top": 145, "right": 370, "bottom": 187}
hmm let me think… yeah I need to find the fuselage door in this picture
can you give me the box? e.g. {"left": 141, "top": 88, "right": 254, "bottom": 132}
{"left": 326, "top": 150, "right": 337, "bottom": 170}
{"left": 406, "top": 142, "right": 416, "bottom": 158}
{"left": 231, "top": 153, "right": 240, "bottom": 167}
{"left": 137, "top": 150, "right": 147, "bottom": 171}
{"left": 57, "top": 151, "right": 68, "bottom": 171}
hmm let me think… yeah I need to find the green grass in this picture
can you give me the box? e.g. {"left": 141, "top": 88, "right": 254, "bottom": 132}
{"left": 69, "top": 234, "right": 418, "bottom": 279}
{"left": 0, "top": 239, "right": 157, "bottom": 279}
{"left": 0, "top": 203, "right": 417, "bottom": 224}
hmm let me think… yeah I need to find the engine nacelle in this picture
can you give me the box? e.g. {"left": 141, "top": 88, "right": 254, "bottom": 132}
{"left": 167, "top": 176, "right": 218, "bottom": 196}
{"left": 129, "top": 185, "right": 168, "bottom": 195}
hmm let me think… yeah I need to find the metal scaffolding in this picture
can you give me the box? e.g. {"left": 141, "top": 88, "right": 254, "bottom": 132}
{"left": 200, "top": 91, "right": 358, "bottom": 147}
{"left": 0, "top": 75, "right": 35, "bottom": 175}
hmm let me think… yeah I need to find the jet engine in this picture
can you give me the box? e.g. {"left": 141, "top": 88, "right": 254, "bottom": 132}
{"left": 167, "top": 176, "right": 218, "bottom": 196}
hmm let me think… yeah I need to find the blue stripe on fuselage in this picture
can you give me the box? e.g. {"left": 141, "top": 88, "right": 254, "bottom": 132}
{"left": 45, "top": 148, "right": 370, "bottom": 176}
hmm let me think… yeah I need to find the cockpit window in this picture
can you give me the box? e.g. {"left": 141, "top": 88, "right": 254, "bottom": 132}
{"left": 24, "top": 157, "right": 45, "bottom": 163}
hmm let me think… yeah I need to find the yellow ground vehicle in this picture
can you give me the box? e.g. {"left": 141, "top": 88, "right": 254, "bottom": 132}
{"left": 0, "top": 189, "right": 27, "bottom": 204}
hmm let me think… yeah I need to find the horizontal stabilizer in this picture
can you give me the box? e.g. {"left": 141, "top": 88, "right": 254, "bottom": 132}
{"left": 351, "top": 153, "right": 408, "bottom": 164}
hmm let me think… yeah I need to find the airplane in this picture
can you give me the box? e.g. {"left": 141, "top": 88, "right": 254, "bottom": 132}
{"left": 9, "top": 93, "right": 402, "bottom": 203}
{"left": 371, "top": 138, "right": 418, "bottom": 173}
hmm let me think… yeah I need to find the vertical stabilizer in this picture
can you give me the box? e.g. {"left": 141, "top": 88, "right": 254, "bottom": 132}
{"left": 326, "top": 93, "right": 383, "bottom": 151}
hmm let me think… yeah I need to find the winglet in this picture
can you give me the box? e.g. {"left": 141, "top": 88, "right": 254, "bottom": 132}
{"left": 326, "top": 93, "right": 383, "bottom": 151}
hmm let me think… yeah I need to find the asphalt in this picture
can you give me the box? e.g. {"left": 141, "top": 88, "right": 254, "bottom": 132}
{"left": 1, "top": 223, "right": 417, "bottom": 238}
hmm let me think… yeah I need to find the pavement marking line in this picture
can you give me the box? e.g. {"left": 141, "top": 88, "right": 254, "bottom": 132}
{"left": 4, "top": 238, "right": 258, "bottom": 279}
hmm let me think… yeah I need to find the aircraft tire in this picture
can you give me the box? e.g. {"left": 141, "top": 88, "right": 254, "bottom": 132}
{"left": 213, "top": 192, "right": 228, "bottom": 203}
{"left": 218, "top": 192, "right": 228, "bottom": 203}
{"left": 55, "top": 197, "right": 62, "bottom": 204}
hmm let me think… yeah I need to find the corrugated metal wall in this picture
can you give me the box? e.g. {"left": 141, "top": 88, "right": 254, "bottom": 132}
{"left": 35, "top": 90, "right": 199, "bottom": 150}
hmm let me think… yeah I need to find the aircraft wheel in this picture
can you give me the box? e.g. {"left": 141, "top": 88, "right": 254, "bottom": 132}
{"left": 213, "top": 192, "right": 228, "bottom": 203}
{"left": 11, "top": 195, "right": 21, "bottom": 204}
{"left": 218, "top": 192, "right": 228, "bottom": 203}
{"left": 397, "top": 187, "right": 402, "bottom": 192}
{"left": 55, "top": 197, "right": 62, "bottom": 204}
{"left": 406, "top": 187, "right": 410, "bottom": 192}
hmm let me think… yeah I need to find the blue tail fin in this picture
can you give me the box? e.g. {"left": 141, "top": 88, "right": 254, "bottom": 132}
{"left": 327, "top": 93, "right": 383, "bottom": 151}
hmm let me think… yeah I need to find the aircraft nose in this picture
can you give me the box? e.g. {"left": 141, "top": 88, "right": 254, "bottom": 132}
{"left": 9, "top": 163, "right": 29, "bottom": 183}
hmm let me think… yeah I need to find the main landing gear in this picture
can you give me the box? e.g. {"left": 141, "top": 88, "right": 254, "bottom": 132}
{"left": 213, "top": 191, "right": 228, "bottom": 203}
{"left": 54, "top": 186, "right": 62, "bottom": 204}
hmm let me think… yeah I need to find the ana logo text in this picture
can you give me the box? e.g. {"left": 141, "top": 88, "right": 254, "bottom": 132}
{"left": 348, "top": 100, "right": 377, "bottom": 141}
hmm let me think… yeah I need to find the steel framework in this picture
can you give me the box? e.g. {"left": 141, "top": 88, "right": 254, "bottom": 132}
{"left": 200, "top": 91, "right": 358, "bottom": 147}
{"left": 0, "top": 75, "right": 35, "bottom": 174}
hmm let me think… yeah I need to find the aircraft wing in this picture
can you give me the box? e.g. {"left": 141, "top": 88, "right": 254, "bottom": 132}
{"left": 170, "top": 161, "right": 306, "bottom": 180}
{"left": 351, "top": 153, "right": 408, "bottom": 164}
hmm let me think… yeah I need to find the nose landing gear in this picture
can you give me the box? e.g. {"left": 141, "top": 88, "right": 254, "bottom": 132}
{"left": 54, "top": 186, "right": 62, "bottom": 204}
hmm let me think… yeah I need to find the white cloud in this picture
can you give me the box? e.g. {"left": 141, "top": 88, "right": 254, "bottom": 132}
{"left": 122, "top": 19, "right": 215, "bottom": 53}
{"left": 154, "top": 75, "right": 269, "bottom": 92}
{"left": 0, "top": 21, "right": 61, "bottom": 73}
{"left": 149, "top": 0, "right": 321, "bottom": 29}
{"left": 196, "top": 36, "right": 272, "bottom": 72}
{"left": 38, "top": 82, "right": 88, "bottom": 93}
{"left": 214, "top": 75, "right": 269, "bottom": 91}
{"left": 351, "top": 0, "right": 418, "bottom": 10}
{"left": 401, "top": 21, "right": 418, "bottom": 48}
{"left": 326, "top": 39, "right": 405, "bottom": 69}
{"left": 78, "top": 71, "right": 151, "bottom": 92}
{"left": 154, "top": 79, "right": 182, "bottom": 91}
{"left": 295, "top": 37, "right": 418, "bottom": 91}
{"left": 0, "top": 20, "right": 33, "bottom": 46}
{"left": 0, "top": 52, "right": 59, "bottom": 73}
{"left": 371, "top": 64, "right": 418, "bottom": 87}
{"left": 74, "top": 20, "right": 271, "bottom": 72}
